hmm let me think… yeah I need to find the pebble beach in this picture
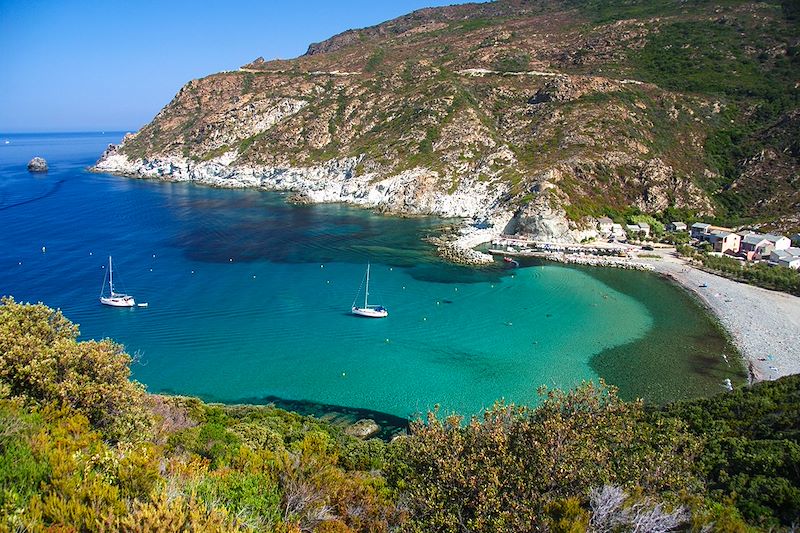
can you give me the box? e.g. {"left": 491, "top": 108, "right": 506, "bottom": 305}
{"left": 643, "top": 250, "right": 800, "bottom": 382}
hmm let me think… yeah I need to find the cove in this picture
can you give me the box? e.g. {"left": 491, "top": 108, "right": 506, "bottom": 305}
{"left": 0, "top": 132, "right": 743, "bottom": 421}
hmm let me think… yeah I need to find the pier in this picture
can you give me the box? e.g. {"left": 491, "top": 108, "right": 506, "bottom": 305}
{"left": 489, "top": 236, "right": 654, "bottom": 271}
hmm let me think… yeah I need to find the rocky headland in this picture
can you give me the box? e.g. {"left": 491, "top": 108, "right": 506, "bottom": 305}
{"left": 93, "top": 0, "right": 799, "bottom": 254}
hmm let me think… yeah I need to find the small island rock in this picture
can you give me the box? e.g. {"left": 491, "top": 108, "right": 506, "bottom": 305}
{"left": 27, "top": 157, "right": 48, "bottom": 173}
{"left": 345, "top": 418, "right": 380, "bottom": 439}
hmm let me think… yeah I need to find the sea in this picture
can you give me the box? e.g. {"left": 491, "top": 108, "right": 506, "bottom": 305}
{"left": 0, "top": 132, "right": 744, "bottom": 430}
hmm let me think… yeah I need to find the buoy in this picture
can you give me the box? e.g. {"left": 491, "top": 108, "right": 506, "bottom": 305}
{"left": 320, "top": 264, "right": 324, "bottom": 268}
{"left": 342, "top": 372, "right": 346, "bottom": 377}
{"left": 326, "top": 280, "right": 330, "bottom": 284}
{"left": 152, "top": 254, "right": 156, "bottom": 258}
{"left": 423, "top": 317, "right": 427, "bottom": 321}
{"left": 89, "top": 252, "right": 93, "bottom": 256}
{"left": 389, "top": 267, "right": 393, "bottom": 271}
{"left": 18, "top": 261, "right": 22, "bottom": 265}
{"left": 253, "top": 275, "right": 256, "bottom": 279}
{"left": 149, "top": 268, "right": 153, "bottom": 272}
{"left": 437, "top": 301, "right": 440, "bottom": 305}
{"left": 455, "top": 287, "right": 458, "bottom": 291}
{"left": 402, "top": 286, "right": 406, "bottom": 290}
{"left": 191, "top": 270, "right": 195, "bottom": 274}
{"left": 385, "top": 338, "right": 389, "bottom": 343}
{"left": 229, "top": 258, "right": 233, "bottom": 262}
{"left": 41, "top": 246, "right": 46, "bottom": 253}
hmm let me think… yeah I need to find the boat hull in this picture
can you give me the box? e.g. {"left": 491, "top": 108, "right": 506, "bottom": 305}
{"left": 100, "top": 296, "right": 135, "bottom": 307}
{"left": 352, "top": 306, "right": 388, "bottom": 318}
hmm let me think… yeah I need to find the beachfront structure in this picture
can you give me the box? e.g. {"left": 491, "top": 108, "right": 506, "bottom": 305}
{"left": 691, "top": 222, "right": 712, "bottom": 239}
{"left": 740, "top": 234, "right": 774, "bottom": 260}
{"left": 597, "top": 217, "right": 614, "bottom": 235}
{"left": 792, "top": 233, "right": 800, "bottom": 246}
{"left": 764, "top": 234, "right": 791, "bottom": 251}
{"left": 611, "top": 223, "right": 625, "bottom": 239}
{"left": 707, "top": 230, "right": 741, "bottom": 254}
{"left": 769, "top": 248, "right": 800, "bottom": 269}
{"left": 637, "top": 222, "right": 650, "bottom": 237}
{"left": 667, "top": 221, "right": 687, "bottom": 232}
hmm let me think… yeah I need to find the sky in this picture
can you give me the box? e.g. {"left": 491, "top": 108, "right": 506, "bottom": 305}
{"left": 0, "top": 0, "right": 466, "bottom": 132}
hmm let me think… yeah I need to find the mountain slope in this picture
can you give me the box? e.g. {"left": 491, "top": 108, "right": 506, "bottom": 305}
{"left": 95, "top": 0, "right": 800, "bottom": 239}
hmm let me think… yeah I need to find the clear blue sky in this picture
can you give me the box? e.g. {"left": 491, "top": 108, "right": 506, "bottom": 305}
{"left": 0, "top": 0, "right": 468, "bottom": 132}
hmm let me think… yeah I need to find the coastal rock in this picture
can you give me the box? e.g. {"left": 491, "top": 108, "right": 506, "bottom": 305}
{"left": 92, "top": 151, "right": 509, "bottom": 220}
{"left": 345, "top": 418, "right": 380, "bottom": 439}
{"left": 27, "top": 157, "right": 48, "bottom": 173}
{"left": 509, "top": 189, "right": 576, "bottom": 243}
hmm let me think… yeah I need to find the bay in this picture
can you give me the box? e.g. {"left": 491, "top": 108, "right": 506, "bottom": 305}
{"left": 0, "top": 132, "right": 744, "bottom": 422}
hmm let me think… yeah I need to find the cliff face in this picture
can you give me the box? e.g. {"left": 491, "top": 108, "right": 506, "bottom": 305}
{"left": 94, "top": 0, "right": 800, "bottom": 238}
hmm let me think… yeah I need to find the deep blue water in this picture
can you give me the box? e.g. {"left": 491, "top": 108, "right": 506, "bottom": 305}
{"left": 0, "top": 132, "right": 743, "bottom": 421}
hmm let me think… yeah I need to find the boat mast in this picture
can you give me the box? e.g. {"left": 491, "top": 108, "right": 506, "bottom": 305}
{"left": 364, "top": 263, "right": 370, "bottom": 308}
{"left": 108, "top": 256, "right": 114, "bottom": 295}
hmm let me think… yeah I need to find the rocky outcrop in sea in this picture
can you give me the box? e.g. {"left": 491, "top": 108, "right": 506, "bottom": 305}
{"left": 27, "top": 157, "right": 48, "bottom": 173}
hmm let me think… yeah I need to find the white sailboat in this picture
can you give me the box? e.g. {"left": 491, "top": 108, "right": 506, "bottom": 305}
{"left": 351, "top": 263, "right": 388, "bottom": 318}
{"left": 100, "top": 256, "right": 135, "bottom": 307}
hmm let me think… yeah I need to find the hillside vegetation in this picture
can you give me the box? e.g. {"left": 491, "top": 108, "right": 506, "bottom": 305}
{"left": 1, "top": 297, "right": 799, "bottom": 531}
{"left": 116, "top": 0, "right": 799, "bottom": 232}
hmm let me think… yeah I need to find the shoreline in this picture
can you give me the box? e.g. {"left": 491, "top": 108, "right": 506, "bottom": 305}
{"left": 92, "top": 162, "right": 799, "bottom": 384}
{"left": 640, "top": 250, "right": 800, "bottom": 382}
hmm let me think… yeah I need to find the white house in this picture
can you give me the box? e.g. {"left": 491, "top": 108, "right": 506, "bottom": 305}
{"left": 637, "top": 222, "right": 651, "bottom": 237}
{"left": 667, "top": 221, "right": 687, "bottom": 232}
{"left": 597, "top": 217, "right": 614, "bottom": 235}
{"left": 764, "top": 234, "right": 791, "bottom": 251}
{"left": 770, "top": 247, "right": 800, "bottom": 269}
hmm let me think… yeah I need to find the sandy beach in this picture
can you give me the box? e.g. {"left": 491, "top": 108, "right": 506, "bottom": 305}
{"left": 641, "top": 250, "right": 800, "bottom": 382}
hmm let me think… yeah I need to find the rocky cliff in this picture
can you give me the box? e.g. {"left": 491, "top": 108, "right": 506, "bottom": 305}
{"left": 94, "top": 0, "right": 800, "bottom": 241}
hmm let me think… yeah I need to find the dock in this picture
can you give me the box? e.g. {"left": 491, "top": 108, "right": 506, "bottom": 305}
{"left": 489, "top": 238, "right": 654, "bottom": 271}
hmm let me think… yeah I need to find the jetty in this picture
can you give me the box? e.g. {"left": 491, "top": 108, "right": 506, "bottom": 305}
{"left": 489, "top": 236, "right": 654, "bottom": 271}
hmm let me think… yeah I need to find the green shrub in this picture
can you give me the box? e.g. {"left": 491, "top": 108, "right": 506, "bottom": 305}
{"left": 0, "top": 297, "right": 150, "bottom": 441}
{"left": 387, "top": 382, "right": 701, "bottom": 531}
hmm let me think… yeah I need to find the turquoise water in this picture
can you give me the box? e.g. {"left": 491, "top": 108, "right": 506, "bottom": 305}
{"left": 0, "top": 133, "right": 743, "bottom": 420}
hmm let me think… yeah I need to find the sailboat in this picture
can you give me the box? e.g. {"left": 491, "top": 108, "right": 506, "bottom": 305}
{"left": 100, "top": 256, "right": 135, "bottom": 307}
{"left": 351, "top": 263, "right": 388, "bottom": 318}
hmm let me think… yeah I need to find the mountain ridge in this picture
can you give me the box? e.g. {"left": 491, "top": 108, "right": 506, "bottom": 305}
{"left": 94, "top": 0, "right": 800, "bottom": 242}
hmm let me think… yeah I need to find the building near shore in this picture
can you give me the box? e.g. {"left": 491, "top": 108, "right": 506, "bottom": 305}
{"left": 764, "top": 234, "right": 791, "bottom": 251}
{"left": 690, "top": 222, "right": 712, "bottom": 239}
{"left": 791, "top": 233, "right": 800, "bottom": 246}
{"left": 740, "top": 234, "right": 774, "bottom": 260}
{"left": 707, "top": 230, "right": 741, "bottom": 254}
{"left": 667, "top": 221, "right": 687, "bottom": 232}
{"left": 769, "top": 248, "right": 800, "bottom": 269}
{"left": 597, "top": 217, "right": 614, "bottom": 235}
{"left": 637, "top": 222, "right": 650, "bottom": 237}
